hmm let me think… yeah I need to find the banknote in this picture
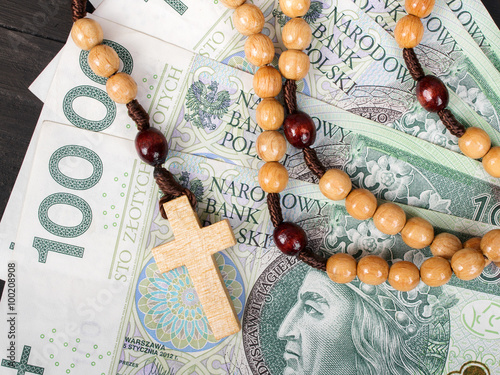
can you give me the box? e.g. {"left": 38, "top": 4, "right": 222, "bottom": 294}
{"left": 351, "top": 0, "right": 500, "bottom": 131}
{"left": 94, "top": 0, "right": 500, "bottom": 152}
{"left": 446, "top": 0, "right": 500, "bottom": 71}
{"left": 2, "top": 119, "right": 498, "bottom": 375}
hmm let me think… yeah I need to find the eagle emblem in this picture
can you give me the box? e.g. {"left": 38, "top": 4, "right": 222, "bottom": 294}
{"left": 184, "top": 80, "right": 231, "bottom": 130}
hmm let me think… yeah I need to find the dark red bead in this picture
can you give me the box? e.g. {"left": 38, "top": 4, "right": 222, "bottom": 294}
{"left": 283, "top": 111, "right": 316, "bottom": 149}
{"left": 135, "top": 127, "right": 169, "bottom": 166}
{"left": 273, "top": 222, "right": 308, "bottom": 256}
{"left": 416, "top": 75, "right": 449, "bottom": 112}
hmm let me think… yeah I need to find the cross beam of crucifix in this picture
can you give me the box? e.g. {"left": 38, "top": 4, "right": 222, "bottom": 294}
{"left": 152, "top": 195, "right": 241, "bottom": 339}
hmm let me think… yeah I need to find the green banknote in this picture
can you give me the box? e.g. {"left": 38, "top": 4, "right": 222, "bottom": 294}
{"left": 3, "top": 120, "right": 498, "bottom": 375}
{"left": 351, "top": 0, "right": 500, "bottom": 132}
{"left": 37, "top": 16, "right": 500, "bottom": 226}
{"left": 94, "top": 0, "right": 500, "bottom": 152}
{"left": 446, "top": 0, "right": 500, "bottom": 71}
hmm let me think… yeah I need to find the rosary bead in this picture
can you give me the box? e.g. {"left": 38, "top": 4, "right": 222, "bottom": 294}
{"left": 256, "top": 131, "right": 287, "bottom": 162}
{"left": 401, "top": 217, "right": 434, "bottom": 249}
{"left": 430, "top": 233, "right": 462, "bottom": 259}
{"left": 465, "top": 237, "right": 492, "bottom": 266}
{"left": 279, "top": 50, "right": 310, "bottom": 81}
{"left": 256, "top": 98, "right": 284, "bottom": 130}
{"left": 463, "top": 237, "right": 481, "bottom": 251}
{"left": 258, "top": 161, "right": 289, "bottom": 193}
{"left": 326, "top": 253, "right": 357, "bottom": 284}
{"left": 420, "top": 256, "right": 452, "bottom": 287}
{"left": 319, "top": 169, "right": 352, "bottom": 201}
{"left": 480, "top": 229, "right": 500, "bottom": 262}
{"left": 220, "top": 0, "right": 246, "bottom": 9}
{"left": 416, "top": 75, "right": 449, "bottom": 112}
{"left": 106, "top": 72, "right": 138, "bottom": 104}
{"left": 345, "top": 189, "right": 378, "bottom": 220}
{"left": 388, "top": 261, "right": 420, "bottom": 292}
{"left": 458, "top": 127, "right": 491, "bottom": 159}
{"left": 451, "top": 248, "right": 485, "bottom": 281}
{"left": 88, "top": 44, "right": 120, "bottom": 78}
{"left": 71, "top": 18, "right": 104, "bottom": 50}
{"left": 283, "top": 111, "right": 316, "bottom": 148}
{"left": 135, "top": 127, "right": 169, "bottom": 166}
{"left": 233, "top": 4, "right": 265, "bottom": 36}
{"left": 280, "top": 0, "right": 311, "bottom": 18}
{"left": 357, "top": 255, "right": 389, "bottom": 285}
{"left": 273, "top": 222, "right": 307, "bottom": 256}
{"left": 373, "top": 203, "right": 406, "bottom": 235}
{"left": 282, "top": 18, "right": 312, "bottom": 50}
{"left": 405, "top": 0, "right": 435, "bottom": 18}
{"left": 253, "top": 66, "right": 282, "bottom": 98}
{"left": 482, "top": 146, "right": 500, "bottom": 178}
{"left": 394, "top": 15, "right": 424, "bottom": 48}
{"left": 245, "top": 33, "right": 275, "bottom": 66}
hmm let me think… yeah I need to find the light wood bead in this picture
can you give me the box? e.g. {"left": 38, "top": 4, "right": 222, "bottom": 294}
{"left": 253, "top": 66, "right": 282, "bottom": 98}
{"left": 256, "top": 98, "right": 284, "bottom": 130}
{"left": 480, "top": 229, "right": 500, "bottom": 262}
{"left": 220, "top": 0, "right": 246, "bottom": 9}
{"left": 245, "top": 33, "right": 275, "bottom": 67}
{"left": 373, "top": 203, "right": 406, "bottom": 235}
{"left": 451, "top": 248, "right": 485, "bottom": 281}
{"left": 482, "top": 146, "right": 500, "bottom": 178}
{"left": 458, "top": 127, "right": 491, "bottom": 159}
{"left": 345, "top": 189, "right": 378, "bottom": 220}
{"left": 71, "top": 18, "right": 104, "bottom": 51}
{"left": 405, "top": 0, "right": 435, "bottom": 18}
{"left": 388, "top": 261, "right": 420, "bottom": 292}
{"left": 430, "top": 233, "right": 462, "bottom": 259}
{"left": 256, "top": 131, "right": 287, "bottom": 162}
{"left": 233, "top": 4, "right": 265, "bottom": 36}
{"left": 282, "top": 18, "right": 312, "bottom": 50}
{"left": 278, "top": 50, "right": 310, "bottom": 81}
{"left": 357, "top": 255, "right": 389, "bottom": 285}
{"left": 258, "top": 162, "right": 288, "bottom": 193}
{"left": 401, "top": 217, "right": 434, "bottom": 249}
{"left": 88, "top": 45, "right": 120, "bottom": 78}
{"left": 326, "top": 253, "right": 357, "bottom": 284}
{"left": 280, "top": 0, "right": 311, "bottom": 18}
{"left": 465, "top": 237, "right": 492, "bottom": 266}
{"left": 394, "top": 15, "right": 424, "bottom": 49}
{"left": 420, "top": 256, "right": 452, "bottom": 287}
{"left": 319, "top": 169, "right": 352, "bottom": 201}
{"left": 464, "top": 237, "right": 481, "bottom": 251}
{"left": 106, "top": 73, "right": 138, "bottom": 104}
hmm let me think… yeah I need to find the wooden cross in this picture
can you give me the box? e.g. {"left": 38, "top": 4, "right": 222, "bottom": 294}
{"left": 152, "top": 195, "right": 241, "bottom": 339}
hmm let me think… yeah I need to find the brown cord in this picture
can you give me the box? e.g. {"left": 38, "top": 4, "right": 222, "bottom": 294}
{"left": 127, "top": 100, "right": 151, "bottom": 132}
{"left": 303, "top": 147, "right": 326, "bottom": 178}
{"left": 72, "top": 0, "right": 87, "bottom": 22}
{"left": 267, "top": 193, "right": 284, "bottom": 227}
{"left": 298, "top": 247, "right": 327, "bottom": 272}
{"left": 284, "top": 79, "right": 298, "bottom": 114}
{"left": 438, "top": 109, "right": 466, "bottom": 138}
{"left": 403, "top": 48, "right": 425, "bottom": 81}
{"left": 154, "top": 166, "right": 197, "bottom": 219}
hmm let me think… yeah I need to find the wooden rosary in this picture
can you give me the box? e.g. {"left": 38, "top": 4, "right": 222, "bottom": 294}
{"left": 221, "top": 0, "right": 500, "bottom": 291}
{"left": 70, "top": 0, "right": 241, "bottom": 339}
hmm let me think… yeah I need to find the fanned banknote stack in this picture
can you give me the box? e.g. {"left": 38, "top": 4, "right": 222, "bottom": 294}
{"left": 1, "top": 1, "right": 500, "bottom": 374}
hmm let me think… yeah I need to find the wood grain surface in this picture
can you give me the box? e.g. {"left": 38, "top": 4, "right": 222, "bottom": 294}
{"left": 0, "top": 0, "right": 499, "bottom": 220}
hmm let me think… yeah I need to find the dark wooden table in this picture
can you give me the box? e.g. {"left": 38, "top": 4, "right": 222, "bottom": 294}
{"left": 1, "top": 0, "right": 499, "bottom": 220}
